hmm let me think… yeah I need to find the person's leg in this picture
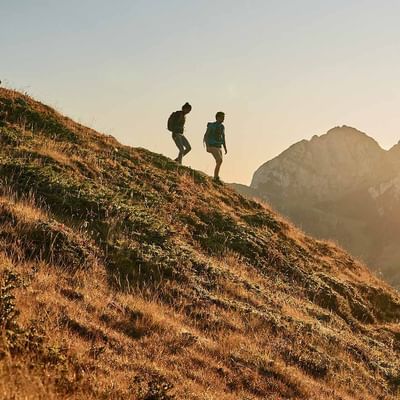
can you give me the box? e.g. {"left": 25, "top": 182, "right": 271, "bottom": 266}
{"left": 172, "top": 133, "right": 185, "bottom": 164}
{"left": 207, "top": 147, "right": 223, "bottom": 179}
{"left": 181, "top": 135, "right": 192, "bottom": 156}
{"left": 214, "top": 148, "right": 223, "bottom": 179}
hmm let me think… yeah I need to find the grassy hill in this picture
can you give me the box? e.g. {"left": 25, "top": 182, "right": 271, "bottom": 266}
{"left": 0, "top": 87, "right": 400, "bottom": 399}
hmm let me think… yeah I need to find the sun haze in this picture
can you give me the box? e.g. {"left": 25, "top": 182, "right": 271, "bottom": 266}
{"left": 2, "top": 1, "right": 400, "bottom": 183}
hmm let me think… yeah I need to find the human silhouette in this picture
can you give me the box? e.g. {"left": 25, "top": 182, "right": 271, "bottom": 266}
{"left": 167, "top": 102, "right": 192, "bottom": 164}
{"left": 203, "top": 111, "right": 227, "bottom": 183}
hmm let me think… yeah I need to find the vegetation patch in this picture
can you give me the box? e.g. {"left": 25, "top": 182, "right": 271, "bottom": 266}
{"left": 106, "top": 242, "right": 188, "bottom": 289}
{"left": 0, "top": 270, "right": 42, "bottom": 358}
{"left": 0, "top": 126, "right": 22, "bottom": 146}
{"left": 133, "top": 374, "right": 176, "bottom": 400}
{"left": 241, "top": 210, "right": 281, "bottom": 231}
{"left": 0, "top": 209, "right": 97, "bottom": 271}
{"left": 0, "top": 96, "right": 79, "bottom": 142}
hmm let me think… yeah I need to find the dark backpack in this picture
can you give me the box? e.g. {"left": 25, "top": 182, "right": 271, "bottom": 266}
{"left": 204, "top": 122, "right": 224, "bottom": 146}
{"left": 167, "top": 111, "right": 179, "bottom": 132}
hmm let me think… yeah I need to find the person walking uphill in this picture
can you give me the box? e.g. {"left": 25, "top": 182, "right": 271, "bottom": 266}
{"left": 204, "top": 111, "right": 227, "bottom": 183}
{"left": 167, "top": 102, "right": 192, "bottom": 164}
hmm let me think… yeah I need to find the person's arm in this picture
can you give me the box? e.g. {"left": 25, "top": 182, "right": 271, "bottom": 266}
{"left": 203, "top": 126, "right": 210, "bottom": 147}
{"left": 223, "top": 130, "right": 227, "bottom": 154}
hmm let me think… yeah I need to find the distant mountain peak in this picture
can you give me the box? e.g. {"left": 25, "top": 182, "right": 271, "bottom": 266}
{"left": 252, "top": 126, "right": 389, "bottom": 197}
{"left": 327, "top": 124, "right": 364, "bottom": 133}
{"left": 247, "top": 125, "right": 400, "bottom": 288}
{"left": 310, "top": 125, "right": 382, "bottom": 149}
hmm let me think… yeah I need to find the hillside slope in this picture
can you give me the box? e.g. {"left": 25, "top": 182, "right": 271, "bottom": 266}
{"left": 0, "top": 89, "right": 400, "bottom": 400}
{"left": 248, "top": 126, "right": 400, "bottom": 288}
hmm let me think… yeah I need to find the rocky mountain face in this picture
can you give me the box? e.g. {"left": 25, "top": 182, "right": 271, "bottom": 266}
{"left": 246, "top": 126, "right": 400, "bottom": 287}
{"left": 1, "top": 90, "right": 400, "bottom": 399}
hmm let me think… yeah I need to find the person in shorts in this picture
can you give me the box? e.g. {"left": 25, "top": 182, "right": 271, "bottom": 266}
{"left": 203, "top": 111, "right": 227, "bottom": 183}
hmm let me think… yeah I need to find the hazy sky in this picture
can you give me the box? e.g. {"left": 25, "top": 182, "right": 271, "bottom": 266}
{"left": 3, "top": 1, "right": 400, "bottom": 184}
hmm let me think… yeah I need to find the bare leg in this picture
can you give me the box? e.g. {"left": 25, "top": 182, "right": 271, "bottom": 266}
{"left": 207, "top": 146, "right": 223, "bottom": 179}
{"left": 214, "top": 158, "right": 222, "bottom": 179}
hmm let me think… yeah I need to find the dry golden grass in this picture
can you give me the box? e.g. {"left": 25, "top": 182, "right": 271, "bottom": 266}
{"left": 2, "top": 228, "right": 398, "bottom": 399}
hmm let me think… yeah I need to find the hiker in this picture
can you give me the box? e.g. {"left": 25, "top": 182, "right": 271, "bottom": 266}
{"left": 204, "top": 111, "right": 227, "bottom": 183}
{"left": 167, "top": 102, "right": 192, "bottom": 164}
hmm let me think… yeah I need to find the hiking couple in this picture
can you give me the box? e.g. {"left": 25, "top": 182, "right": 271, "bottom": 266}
{"left": 168, "top": 103, "right": 227, "bottom": 183}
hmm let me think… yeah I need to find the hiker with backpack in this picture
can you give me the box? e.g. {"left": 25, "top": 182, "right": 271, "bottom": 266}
{"left": 167, "top": 102, "right": 192, "bottom": 164}
{"left": 203, "top": 111, "right": 227, "bottom": 183}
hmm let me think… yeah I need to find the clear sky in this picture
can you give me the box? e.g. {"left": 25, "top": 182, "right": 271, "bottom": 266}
{"left": 2, "top": 1, "right": 400, "bottom": 184}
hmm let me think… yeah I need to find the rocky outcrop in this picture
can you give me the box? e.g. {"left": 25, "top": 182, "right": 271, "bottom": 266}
{"left": 247, "top": 126, "right": 400, "bottom": 287}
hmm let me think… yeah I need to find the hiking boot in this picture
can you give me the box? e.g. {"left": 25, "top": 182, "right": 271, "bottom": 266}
{"left": 213, "top": 177, "right": 223, "bottom": 185}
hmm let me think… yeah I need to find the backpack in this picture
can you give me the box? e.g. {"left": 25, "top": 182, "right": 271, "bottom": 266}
{"left": 167, "top": 111, "right": 179, "bottom": 132}
{"left": 204, "top": 122, "right": 224, "bottom": 146}
{"left": 214, "top": 124, "right": 224, "bottom": 142}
